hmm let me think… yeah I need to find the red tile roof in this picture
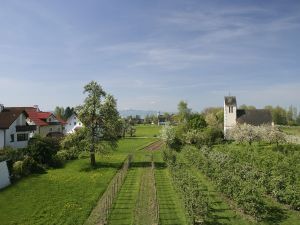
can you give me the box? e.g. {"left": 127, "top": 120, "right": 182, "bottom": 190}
{"left": 56, "top": 116, "right": 67, "bottom": 125}
{"left": 6, "top": 107, "right": 65, "bottom": 127}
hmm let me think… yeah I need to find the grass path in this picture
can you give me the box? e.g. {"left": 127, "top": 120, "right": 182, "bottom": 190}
{"left": 153, "top": 152, "right": 189, "bottom": 225}
{"left": 133, "top": 165, "right": 158, "bottom": 225}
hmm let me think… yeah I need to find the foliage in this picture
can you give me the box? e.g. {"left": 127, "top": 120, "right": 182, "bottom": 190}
{"left": 61, "top": 127, "right": 89, "bottom": 159}
{"left": 12, "top": 156, "right": 44, "bottom": 178}
{"left": 202, "top": 107, "right": 224, "bottom": 128}
{"left": 164, "top": 148, "right": 209, "bottom": 223}
{"left": 177, "top": 100, "right": 191, "bottom": 124}
{"left": 187, "top": 113, "right": 207, "bottom": 130}
{"left": 0, "top": 146, "right": 24, "bottom": 162}
{"left": 77, "top": 81, "right": 121, "bottom": 166}
{"left": 181, "top": 145, "right": 268, "bottom": 220}
{"left": 210, "top": 143, "right": 300, "bottom": 211}
{"left": 54, "top": 106, "right": 75, "bottom": 120}
{"left": 26, "top": 135, "right": 60, "bottom": 166}
{"left": 160, "top": 124, "right": 182, "bottom": 150}
{"left": 228, "top": 124, "right": 286, "bottom": 146}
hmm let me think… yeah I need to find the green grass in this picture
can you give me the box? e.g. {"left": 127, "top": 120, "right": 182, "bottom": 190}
{"left": 281, "top": 126, "right": 300, "bottom": 136}
{"left": 135, "top": 124, "right": 161, "bottom": 138}
{"left": 0, "top": 137, "right": 154, "bottom": 225}
{"left": 108, "top": 153, "right": 146, "bottom": 225}
{"left": 154, "top": 152, "right": 189, "bottom": 225}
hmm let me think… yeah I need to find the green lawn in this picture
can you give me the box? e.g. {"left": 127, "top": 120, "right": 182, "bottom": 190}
{"left": 281, "top": 126, "right": 300, "bottom": 136}
{"left": 135, "top": 124, "right": 161, "bottom": 138}
{"left": 0, "top": 137, "right": 154, "bottom": 225}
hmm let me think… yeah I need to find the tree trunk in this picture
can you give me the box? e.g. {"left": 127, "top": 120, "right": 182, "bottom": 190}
{"left": 90, "top": 150, "right": 96, "bottom": 167}
{"left": 90, "top": 123, "right": 96, "bottom": 167}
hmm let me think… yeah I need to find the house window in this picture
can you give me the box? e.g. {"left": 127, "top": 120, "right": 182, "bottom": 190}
{"left": 74, "top": 122, "right": 76, "bottom": 125}
{"left": 49, "top": 118, "right": 52, "bottom": 122}
{"left": 17, "top": 133, "right": 28, "bottom": 142}
{"left": 49, "top": 128, "right": 52, "bottom": 132}
{"left": 10, "top": 134, "right": 14, "bottom": 142}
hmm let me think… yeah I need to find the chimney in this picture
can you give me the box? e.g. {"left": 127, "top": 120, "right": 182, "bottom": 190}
{"left": 33, "top": 105, "right": 39, "bottom": 112}
{"left": 0, "top": 104, "right": 4, "bottom": 112}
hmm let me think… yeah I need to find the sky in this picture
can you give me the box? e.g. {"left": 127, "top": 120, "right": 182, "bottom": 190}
{"left": 0, "top": 0, "right": 300, "bottom": 112}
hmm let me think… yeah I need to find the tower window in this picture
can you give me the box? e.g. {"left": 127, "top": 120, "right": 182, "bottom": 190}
{"left": 229, "top": 106, "right": 234, "bottom": 113}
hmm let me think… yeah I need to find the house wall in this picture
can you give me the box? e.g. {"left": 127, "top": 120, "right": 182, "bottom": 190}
{"left": 0, "top": 130, "right": 4, "bottom": 148}
{"left": 224, "top": 102, "right": 237, "bottom": 136}
{"left": 64, "top": 114, "right": 83, "bottom": 134}
{"left": 39, "top": 125, "right": 63, "bottom": 137}
{"left": 0, "top": 161, "right": 10, "bottom": 189}
{"left": 5, "top": 113, "right": 31, "bottom": 149}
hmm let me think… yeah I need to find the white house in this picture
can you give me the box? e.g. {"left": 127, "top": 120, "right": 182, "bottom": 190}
{"left": 64, "top": 113, "right": 83, "bottom": 134}
{"left": 224, "top": 96, "right": 273, "bottom": 137}
{"left": 0, "top": 105, "right": 36, "bottom": 149}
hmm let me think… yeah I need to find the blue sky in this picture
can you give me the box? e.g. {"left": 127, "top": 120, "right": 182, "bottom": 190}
{"left": 0, "top": 0, "right": 300, "bottom": 112}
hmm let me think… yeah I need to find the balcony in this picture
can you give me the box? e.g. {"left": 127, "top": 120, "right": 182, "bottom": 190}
{"left": 16, "top": 125, "right": 37, "bottom": 132}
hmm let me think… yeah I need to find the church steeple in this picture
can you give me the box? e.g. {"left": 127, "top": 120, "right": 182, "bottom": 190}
{"left": 224, "top": 96, "right": 237, "bottom": 137}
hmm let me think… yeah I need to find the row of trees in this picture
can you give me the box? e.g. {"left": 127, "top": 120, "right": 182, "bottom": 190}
{"left": 227, "top": 124, "right": 286, "bottom": 146}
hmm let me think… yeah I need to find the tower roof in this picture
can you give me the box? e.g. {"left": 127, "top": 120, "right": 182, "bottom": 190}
{"left": 224, "top": 96, "right": 237, "bottom": 106}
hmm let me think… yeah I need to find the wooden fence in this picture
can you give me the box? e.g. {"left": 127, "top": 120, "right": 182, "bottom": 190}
{"left": 85, "top": 154, "right": 133, "bottom": 225}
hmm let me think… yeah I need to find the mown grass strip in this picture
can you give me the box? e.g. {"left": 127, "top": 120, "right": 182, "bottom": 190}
{"left": 153, "top": 151, "right": 189, "bottom": 225}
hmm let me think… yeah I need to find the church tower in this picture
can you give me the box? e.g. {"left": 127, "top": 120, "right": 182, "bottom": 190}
{"left": 224, "top": 96, "right": 237, "bottom": 136}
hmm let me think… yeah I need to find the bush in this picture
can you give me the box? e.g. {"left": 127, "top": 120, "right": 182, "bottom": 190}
{"left": 56, "top": 150, "right": 68, "bottom": 161}
{"left": 0, "top": 147, "right": 25, "bottom": 162}
{"left": 11, "top": 156, "right": 44, "bottom": 178}
{"left": 12, "top": 161, "right": 24, "bottom": 178}
{"left": 27, "top": 135, "right": 60, "bottom": 165}
{"left": 60, "top": 128, "right": 89, "bottom": 159}
{"left": 49, "top": 154, "right": 65, "bottom": 168}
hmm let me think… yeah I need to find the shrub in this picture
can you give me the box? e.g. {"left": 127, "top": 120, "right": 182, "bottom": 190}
{"left": 60, "top": 128, "right": 89, "bottom": 158}
{"left": 56, "top": 150, "right": 68, "bottom": 161}
{"left": 12, "top": 156, "right": 44, "bottom": 179}
{"left": 12, "top": 161, "right": 24, "bottom": 178}
{"left": 49, "top": 154, "right": 65, "bottom": 168}
{"left": 27, "top": 135, "right": 60, "bottom": 165}
{"left": 0, "top": 147, "right": 25, "bottom": 162}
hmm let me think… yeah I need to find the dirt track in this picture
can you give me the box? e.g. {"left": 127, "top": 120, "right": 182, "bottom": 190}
{"left": 144, "top": 141, "right": 164, "bottom": 151}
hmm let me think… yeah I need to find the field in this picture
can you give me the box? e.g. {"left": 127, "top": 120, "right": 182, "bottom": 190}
{"left": 281, "top": 126, "right": 300, "bottom": 136}
{"left": 1, "top": 125, "right": 300, "bottom": 225}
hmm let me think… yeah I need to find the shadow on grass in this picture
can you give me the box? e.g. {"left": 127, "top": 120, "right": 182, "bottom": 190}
{"left": 80, "top": 161, "right": 123, "bottom": 172}
{"left": 154, "top": 161, "right": 167, "bottom": 169}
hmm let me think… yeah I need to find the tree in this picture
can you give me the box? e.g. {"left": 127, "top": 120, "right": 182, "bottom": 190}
{"left": 54, "top": 106, "right": 65, "bottom": 119}
{"left": 187, "top": 113, "right": 207, "bottom": 130}
{"left": 177, "top": 101, "right": 191, "bottom": 123}
{"left": 78, "top": 81, "right": 120, "bottom": 166}
{"left": 64, "top": 106, "right": 74, "bottom": 119}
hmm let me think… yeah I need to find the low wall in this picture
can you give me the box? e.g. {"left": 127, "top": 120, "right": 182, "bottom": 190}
{"left": 0, "top": 161, "right": 11, "bottom": 189}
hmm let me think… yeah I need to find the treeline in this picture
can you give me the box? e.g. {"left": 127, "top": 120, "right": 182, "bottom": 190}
{"left": 54, "top": 106, "right": 75, "bottom": 120}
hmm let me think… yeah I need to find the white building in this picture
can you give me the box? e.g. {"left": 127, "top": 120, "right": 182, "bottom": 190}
{"left": 224, "top": 96, "right": 273, "bottom": 137}
{"left": 0, "top": 105, "right": 36, "bottom": 149}
{"left": 64, "top": 113, "right": 83, "bottom": 134}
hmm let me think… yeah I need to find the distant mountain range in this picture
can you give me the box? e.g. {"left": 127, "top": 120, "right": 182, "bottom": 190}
{"left": 119, "top": 109, "right": 159, "bottom": 118}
